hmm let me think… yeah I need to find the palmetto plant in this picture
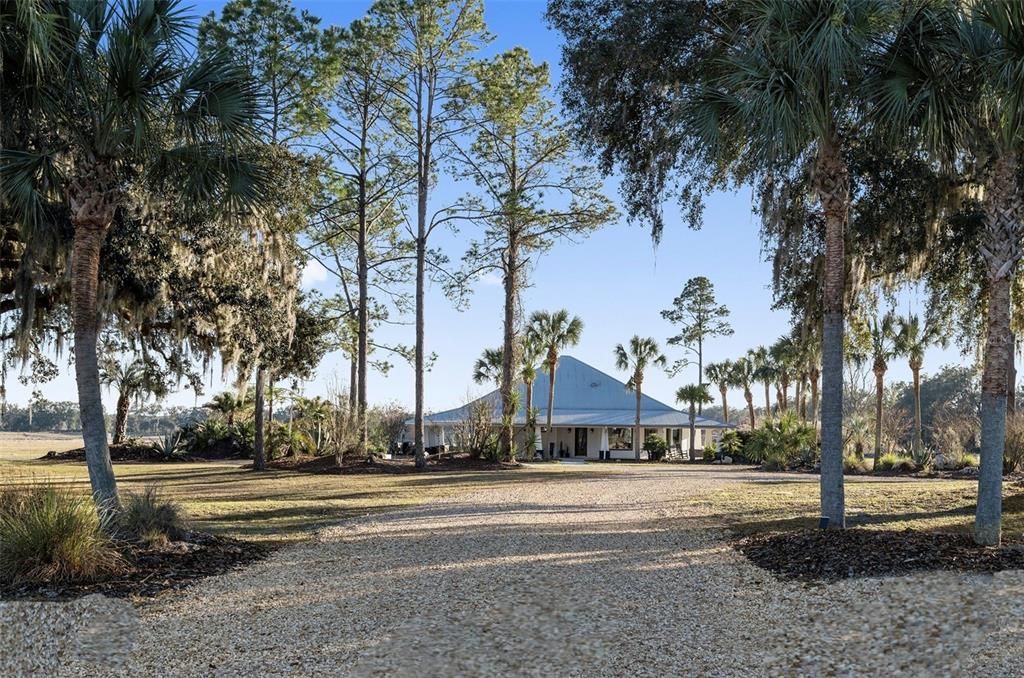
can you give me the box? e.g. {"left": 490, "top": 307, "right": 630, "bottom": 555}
{"left": 614, "top": 335, "right": 667, "bottom": 461}
{"left": 703, "top": 360, "right": 734, "bottom": 424}
{"left": 1, "top": 1, "right": 264, "bottom": 509}
{"left": 872, "top": 1, "right": 1024, "bottom": 543}
{"left": 527, "top": 309, "right": 583, "bottom": 459}
{"left": 894, "top": 314, "right": 945, "bottom": 460}
{"left": 676, "top": 383, "right": 713, "bottom": 461}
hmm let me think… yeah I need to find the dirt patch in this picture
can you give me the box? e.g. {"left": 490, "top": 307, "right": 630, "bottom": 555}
{"left": 0, "top": 532, "right": 273, "bottom": 602}
{"left": 738, "top": 528, "right": 1024, "bottom": 582}
{"left": 42, "top": 441, "right": 198, "bottom": 463}
{"left": 268, "top": 452, "right": 522, "bottom": 475}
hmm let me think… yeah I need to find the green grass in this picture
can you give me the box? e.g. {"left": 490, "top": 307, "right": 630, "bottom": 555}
{"left": 0, "top": 434, "right": 608, "bottom": 544}
{"left": 695, "top": 475, "right": 1024, "bottom": 541}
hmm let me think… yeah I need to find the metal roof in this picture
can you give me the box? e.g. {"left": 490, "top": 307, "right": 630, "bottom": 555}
{"left": 413, "top": 355, "right": 731, "bottom": 428}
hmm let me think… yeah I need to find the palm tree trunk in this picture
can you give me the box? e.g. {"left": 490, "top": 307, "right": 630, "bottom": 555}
{"left": 688, "top": 403, "right": 697, "bottom": 462}
{"left": 634, "top": 385, "right": 642, "bottom": 462}
{"left": 975, "top": 153, "right": 1021, "bottom": 545}
{"left": 763, "top": 382, "right": 771, "bottom": 419}
{"left": 112, "top": 390, "right": 130, "bottom": 445}
{"left": 525, "top": 377, "right": 534, "bottom": 456}
{"left": 546, "top": 357, "right": 556, "bottom": 459}
{"left": 72, "top": 219, "right": 119, "bottom": 508}
{"left": 816, "top": 140, "right": 848, "bottom": 530}
{"left": 253, "top": 366, "right": 266, "bottom": 471}
{"left": 720, "top": 387, "right": 728, "bottom": 424}
{"left": 912, "top": 366, "right": 923, "bottom": 457}
{"left": 872, "top": 368, "right": 884, "bottom": 470}
{"left": 745, "top": 390, "right": 755, "bottom": 429}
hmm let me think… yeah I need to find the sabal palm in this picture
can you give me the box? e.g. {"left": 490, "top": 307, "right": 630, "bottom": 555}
{"left": 874, "top": 1, "right": 1024, "bottom": 544}
{"left": 704, "top": 360, "right": 734, "bottom": 424}
{"left": 1, "top": 1, "right": 262, "bottom": 508}
{"left": 520, "top": 333, "right": 543, "bottom": 430}
{"left": 615, "top": 336, "right": 667, "bottom": 461}
{"left": 100, "top": 359, "right": 166, "bottom": 444}
{"left": 676, "top": 383, "right": 713, "bottom": 461}
{"left": 769, "top": 337, "right": 797, "bottom": 415}
{"left": 472, "top": 348, "right": 503, "bottom": 386}
{"left": 894, "top": 315, "right": 944, "bottom": 459}
{"left": 750, "top": 346, "right": 774, "bottom": 417}
{"left": 689, "top": 0, "right": 895, "bottom": 526}
{"left": 866, "top": 313, "right": 898, "bottom": 470}
{"left": 731, "top": 356, "right": 757, "bottom": 428}
{"left": 527, "top": 309, "right": 583, "bottom": 458}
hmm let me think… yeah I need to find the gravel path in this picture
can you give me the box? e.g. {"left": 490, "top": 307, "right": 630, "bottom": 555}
{"left": 5, "top": 465, "right": 1024, "bottom": 676}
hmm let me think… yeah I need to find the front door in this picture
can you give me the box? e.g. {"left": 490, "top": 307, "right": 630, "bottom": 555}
{"left": 574, "top": 427, "right": 588, "bottom": 456}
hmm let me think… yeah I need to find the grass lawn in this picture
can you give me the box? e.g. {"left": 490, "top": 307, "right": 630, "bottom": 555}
{"left": 695, "top": 473, "right": 1024, "bottom": 542}
{"left": 0, "top": 433, "right": 600, "bottom": 544}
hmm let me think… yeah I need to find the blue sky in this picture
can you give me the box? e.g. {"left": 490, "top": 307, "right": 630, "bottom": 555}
{"left": 14, "top": 0, "right": 966, "bottom": 413}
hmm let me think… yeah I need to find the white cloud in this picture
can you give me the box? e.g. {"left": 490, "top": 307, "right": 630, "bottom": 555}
{"left": 301, "top": 260, "right": 329, "bottom": 289}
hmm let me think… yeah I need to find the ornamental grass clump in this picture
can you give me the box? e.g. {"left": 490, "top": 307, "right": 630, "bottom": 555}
{"left": 118, "top": 487, "right": 187, "bottom": 546}
{"left": 0, "top": 482, "right": 124, "bottom": 585}
{"left": 875, "top": 453, "right": 917, "bottom": 473}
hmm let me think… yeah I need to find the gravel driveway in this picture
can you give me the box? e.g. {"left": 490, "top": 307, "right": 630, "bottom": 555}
{"left": 5, "top": 465, "right": 1024, "bottom": 676}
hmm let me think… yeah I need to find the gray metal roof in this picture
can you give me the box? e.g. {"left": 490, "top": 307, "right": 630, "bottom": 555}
{"left": 413, "top": 355, "right": 730, "bottom": 428}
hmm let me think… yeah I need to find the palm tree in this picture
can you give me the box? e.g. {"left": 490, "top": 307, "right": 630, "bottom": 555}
{"left": 865, "top": 313, "right": 898, "bottom": 471}
{"left": 527, "top": 310, "right": 583, "bottom": 459}
{"left": 206, "top": 392, "right": 252, "bottom": 426}
{"left": 520, "top": 333, "right": 543, "bottom": 429}
{"left": 2, "top": 2, "right": 263, "bottom": 507}
{"left": 676, "top": 384, "right": 713, "bottom": 461}
{"left": 894, "top": 315, "right": 943, "bottom": 459}
{"left": 472, "top": 348, "right": 503, "bottom": 386}
{"left": 689, "top": 0, "right": 897, "bottom": 527}
{"left": 614, "top": 336, "right": 667, "bottom": 461}
{"left": 100, "top": 359, "right": 168, "bottom": 445}
{"left": 704, "top": 360, "right": 734, "bottom": 424}
{"left": 874, "top": 1, "right": 1024, "bottom": 543}
{"left": 769, "top": 337, "right": 796, "bottom": 415}
{"left": 750, "top": 346, "right": 774, "bottom": 419}
{"left": 732, "top": 356, "right": 757, "bottom": 429}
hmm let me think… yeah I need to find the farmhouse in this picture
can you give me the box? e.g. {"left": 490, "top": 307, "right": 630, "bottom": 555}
{"left": 405, "top": 355, "right": 731, "bottom": 459}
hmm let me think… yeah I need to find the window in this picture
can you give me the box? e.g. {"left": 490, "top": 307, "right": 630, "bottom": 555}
{"left": 608, "top": 427, "right": 633, "bottom": 450}
{"left": 671, "top": 429, "right": 682, "bottom": 448}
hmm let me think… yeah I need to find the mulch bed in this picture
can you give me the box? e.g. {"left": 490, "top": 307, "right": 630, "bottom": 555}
{"left": 0, "top": 532, "right": 274, "bottom": 602}
{"left": 42, "top": 441, "right": 199, "bottom": 463}
{"left": 267, "top": 452, "right": 522, "bottom": 475}
{"left": 738, "top": 528, "right": 1024, "bottom": 582}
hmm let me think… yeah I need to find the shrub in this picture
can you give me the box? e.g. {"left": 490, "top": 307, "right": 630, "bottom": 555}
{"left": 746, "top": 414, "right": 818, "bottom": 469}
{"left": 0, "top": 483, "right": 124, "bottom": 584}
{"left": 702, "top": 440, "right": 718, "bottom": 462}
{"left": 119, "top": 487, "right": 186, "bottom": 545}
{"left": 1005, "top": 414, "right": 1024, "bottom": 473}
{"left": 844, "top": 454, "right": 870, "bottom": 474}
{"left": 644, "top": 434, "right": 668, "bottom": 461}
{"left": 719, "top": 431, "right": 744, "bottom": 459}
{"left": 962, "top": 453, "right": 980, "bottom": 468}
{"left": 876, "top": 452, "right": 917, "bottom": 473}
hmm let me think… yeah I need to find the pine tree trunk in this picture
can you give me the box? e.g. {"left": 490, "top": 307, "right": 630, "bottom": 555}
{"left": 112, "top": 390, "right": 130, "bottom": 445}
{"left": 357, "top": 199, "right": 369, "bottom": 458}
{"left": 872, "top": 366, "right": 884, "bottom": 470}
{"left": 525, "top": 377, "right": 534, "bottom": 457}
{"left": 697, "top": 340, "right": 704, "bottom": 415}
{"left": 500, "top": 240, "right": 519, "bottom": 461}
{"left": 414, "top": 184, "right": 427, "bottom": 469}
{"left": 816, "top": 141, "right": 848, "bottom": 530}
{"left": 975, "top": 153, "right": 1021, "bottom": 545}
{"left": 349, "top": 356, "right": 357, "bottom": 424}
{"left": 71, "top": 217, "right": 119, "bottom": 508}
{"left": 268, "top": 376, "right": 275, "bottom": 459}
{"left": 253, "top": 366, "right": 266, "bottom": 471}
